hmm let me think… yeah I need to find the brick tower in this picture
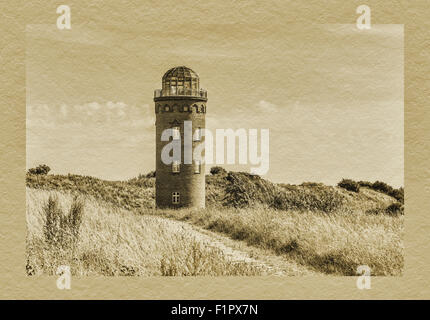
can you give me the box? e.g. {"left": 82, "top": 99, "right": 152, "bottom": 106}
{"left": 154, "top": 66, "right": 207, "bottom": 208}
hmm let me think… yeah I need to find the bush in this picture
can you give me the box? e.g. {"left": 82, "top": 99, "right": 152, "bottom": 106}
{"left": 223, "top": 171, "right": 280, "bottom": 208}
{"left": 145, "top": 171, "right": 156, "bottom": 178}
{"left": 224, "top": 172, "right": 258, "bottom": 208}
{"left": 338, "top": 179, "right": 360, "bottom": 193}
{"left": 385, "top": 202, "right": 404, "bottom": 216}
{"left": 360, "top": 180, "right": 404, "bottom": 204}
{"left": 28, "top": 164, "right": 51, "bottom": 175}
{"left": 43, "top": 195, "right": 84, "bottom": 249}
{"left": 210, "top": 166, "right": 227, "bottom": 176}
{"left": 358, "top": 180, "right": 372, "bottom": 188}
{"left": 223, "top": 172, "right": 345, "bottom": 213}
{"left": 390, "top": 187, "right": 404, "bottom": 204}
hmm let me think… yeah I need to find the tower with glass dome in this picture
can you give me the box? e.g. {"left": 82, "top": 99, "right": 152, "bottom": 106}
{"left": 154, "top": 66, "right": 207, "bottom": 208}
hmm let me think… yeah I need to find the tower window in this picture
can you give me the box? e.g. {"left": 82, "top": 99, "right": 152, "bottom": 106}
{"left": 194, "top": 160, "right": 201, "bottom": 174}
{"left": 172, "top": 161, "right": 180, "bottom": 173}
{"left": 172, "top": 192, "right": 180, "bottom": 204}
{"left": 172, "top": 126, "right": 180, "bottom": 140}
{"left": 194, "top": 127, "right": 201, "bottom": 141}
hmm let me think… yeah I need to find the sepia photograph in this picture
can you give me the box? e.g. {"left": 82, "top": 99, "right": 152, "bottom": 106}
{"left": 25, "top": 16, "right": 404, "bottom": 278}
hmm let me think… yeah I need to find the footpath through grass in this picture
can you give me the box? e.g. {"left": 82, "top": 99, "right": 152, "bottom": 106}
{"left": 153, "top": 206, "right": 403, "bottom": 276}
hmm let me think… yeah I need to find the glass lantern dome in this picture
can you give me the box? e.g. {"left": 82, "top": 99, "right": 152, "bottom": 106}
{"left": 154, "top": 66, "right": 207, "bottom": 99}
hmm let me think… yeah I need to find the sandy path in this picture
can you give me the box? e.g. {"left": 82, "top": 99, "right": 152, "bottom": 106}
{"left": 153, "top": 215, "right": 315, "bottom": 276}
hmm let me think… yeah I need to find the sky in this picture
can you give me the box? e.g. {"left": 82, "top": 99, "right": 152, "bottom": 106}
{"left": 26, "top": 21, "right": 404, "bottom": 187}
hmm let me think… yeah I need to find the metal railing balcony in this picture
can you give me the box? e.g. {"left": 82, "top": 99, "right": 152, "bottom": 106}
{"left": 154, "top": 88, "right": 207, "bottom": 99}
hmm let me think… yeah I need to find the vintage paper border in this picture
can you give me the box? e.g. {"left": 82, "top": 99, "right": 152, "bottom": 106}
{"left": 1, "top": 0, "right": 429, "bottom": 299}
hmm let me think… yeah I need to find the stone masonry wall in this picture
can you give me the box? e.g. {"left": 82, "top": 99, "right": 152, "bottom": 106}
{"left": 155, "top": 98, "right": 206, "bottom": 208}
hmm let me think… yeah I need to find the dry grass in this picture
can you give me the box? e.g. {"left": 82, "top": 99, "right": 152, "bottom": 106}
{"left": 156, "top": 205, "right": 404, "bottom": 276}
{"left": 26, "top": 188, "right": 264, "bottom": 276}
{"left": 26, "top": 172, "right": 404, "bottom": 276}
{"left": 26, "top": 173, "right": 155, "bottom": 210}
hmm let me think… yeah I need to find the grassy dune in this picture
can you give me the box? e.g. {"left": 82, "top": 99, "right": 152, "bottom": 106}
{"left": 26, "top": 172, "right": 402, "bottom": 214}
{"left": 26, "top": 171, "right": 404, "bottom": 276}
{"left": 26, "top": 188, "right": 264, "bottom": 276}
{"left": 158, "top": 206, "right": 403, "bottom": 275}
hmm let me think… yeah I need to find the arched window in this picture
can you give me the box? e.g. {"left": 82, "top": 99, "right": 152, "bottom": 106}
{"left": 194, "top": 160, "right": 201, "bottom": 174}
{"left": 164, "top": 105, "right": 170, "bottom": 112}
{"left": 172, "top": 161, "right": 180, "bottom": 173}
{"left": 172, "top": 126, "right": 180, "bottom": 140}
{"left": 194, "top": 127, "right": 201, "bottom": 141}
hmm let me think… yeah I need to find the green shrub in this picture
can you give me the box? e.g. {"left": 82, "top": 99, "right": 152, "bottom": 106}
{"left": 210, "top": 166, "right": 227, "bottom": 176}
{"left": 358, "top": 180, "right": 372, "bottom": 188}
{"left": 28, "top": 164, "right": 51, "bottom": 175}
{"left": 223, "top": 172, "right": 345, "bottom": 213}
{"left": 224, "top": 172, "right": 259, "bottom": 208}
{"left": 359, "top": 180, "right": 404, "bottom": 204}
{"left": 145, "top": 171, "right": 156, "bottom": 178}
{"left": 338, "top": 179, "right": 360, "bottom": 192}
{"left": 389, "top": 187, "right": 404, "bottom": 204}
{"left": 371, "top": 181, "right": 392, "bottom": 193}
{"left": 385, "top": 202, "right": 404, "bottom": 216}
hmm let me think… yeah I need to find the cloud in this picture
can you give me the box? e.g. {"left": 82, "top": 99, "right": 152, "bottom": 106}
{"left": 323, "top": 24, "right": 403, "bottom": 40}
{"left": 26, "top": 24, "right": 108, "bottom": 46}
{"left": 256, "top": 100, "right": 277, "bottom": 112}
{"left": 27, "top": 101, "right": 154, "bottom": 129}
